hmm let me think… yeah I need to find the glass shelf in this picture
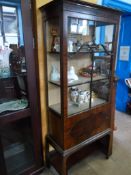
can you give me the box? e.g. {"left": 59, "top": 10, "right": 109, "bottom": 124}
{"left": 49, "top": 75, "right": 108, "bottom": 87}
{"left": 49, "top": 97, "right": 106, "bottom": 116}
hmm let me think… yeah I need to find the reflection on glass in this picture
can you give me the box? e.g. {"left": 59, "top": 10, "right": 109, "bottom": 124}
{"left": 3, "top": 6, "right": 18, "bottom": 35}
{"left": 95, "top": 23, "right": 115, "bottom": 53}
{"left": 0, "top": 22, "right": 1, "bottom": 35}
{"left": 0, "top": 5, "right": 28, "bottom": 115}
{"left": 46, "top": 18, "right": 61, "bottom": 114}
{"left": 0, "top": 9, "right": 2, "bottom": 35}
{"left": 91, "top": 79, "right": 110, "bottom": 108}
{"left": 68, "top": 18, "right": 94, "bottom": 54}
{"left": 1, "top": 117, "right": 35, "bottom": 175}
{"left": 2, "top": 6, "right": 18, "bottom": 45}
{"left": 92, "top": 56, "right": 111, "bottom": 81}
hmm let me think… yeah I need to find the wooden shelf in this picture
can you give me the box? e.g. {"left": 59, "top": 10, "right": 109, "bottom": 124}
{"left": 0, "top": 108, "right": 31, "bottom": 125}
{"left": 49, "top": 75, "right": 108, "bottom": 87}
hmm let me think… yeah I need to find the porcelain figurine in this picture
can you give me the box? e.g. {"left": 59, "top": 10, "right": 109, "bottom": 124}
{"left": 84, "top": 91, "right": 90, "bottom": 103}
{"left": 68, "top": 66, "right": 78, "bottom": 83}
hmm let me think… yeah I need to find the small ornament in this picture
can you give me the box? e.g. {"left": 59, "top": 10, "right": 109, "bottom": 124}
{"left": 50, "top": 65, "right": 60, "bottom": 81}
{"left": 68, "top": 66, "right": 78, "bottom": 83}
{"left": 70, "top": 87, "right": 79, "bottom": 103}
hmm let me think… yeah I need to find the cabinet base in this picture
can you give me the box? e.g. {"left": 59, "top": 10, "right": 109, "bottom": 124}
{"left": 45, "top": 129, "right": 113, "bottom": 175}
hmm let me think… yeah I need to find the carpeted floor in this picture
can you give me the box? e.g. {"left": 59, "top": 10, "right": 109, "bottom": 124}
{"left": 41, "top": 111, "right": 131, "bottom": 175}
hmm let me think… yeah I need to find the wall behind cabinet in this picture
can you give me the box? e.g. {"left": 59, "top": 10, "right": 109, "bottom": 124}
{"left": 37, "top": 0, "right": 97, "bottom": 8}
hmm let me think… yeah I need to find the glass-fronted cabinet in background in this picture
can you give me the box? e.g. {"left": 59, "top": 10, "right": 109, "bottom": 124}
{"left": 0, "top": 1, "right": 43, "bottom": 175}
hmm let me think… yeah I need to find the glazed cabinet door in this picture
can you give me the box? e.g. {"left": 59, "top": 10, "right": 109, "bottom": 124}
{"left": 0, "top": 118, "right": 36, "bottom": 175}
{"left": 65, "top": 12, "right": 116, "bottom": 117}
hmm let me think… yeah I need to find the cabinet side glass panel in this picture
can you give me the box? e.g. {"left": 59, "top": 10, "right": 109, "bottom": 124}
{"left": 46, "top": 18, "right": 61, "bottom": 114}
{"left": 0, "top": 5, "right": 28, "bottom": 116}
{"left": 0, "top": 117, "right": 35, "bottom": 175}
{"left": 67, "top": 17, "right": 96, "bottom": 116}
{"left": 91, "top": 22, "right": 115, "bottom": 108}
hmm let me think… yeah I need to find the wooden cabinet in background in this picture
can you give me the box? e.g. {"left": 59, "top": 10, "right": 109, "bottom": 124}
{"left": 40, "top": 0, "right": 121, "bottom": 174}
{"left": 0, "top": 0, "right": 43, "bottom": 174}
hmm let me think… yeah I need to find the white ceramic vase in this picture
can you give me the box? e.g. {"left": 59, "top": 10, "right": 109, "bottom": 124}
{"left": 68, "top": 66, "right": 78, "bottom": 83}
{"left": 50, "top": 65, "right": 60, "bottom": 81}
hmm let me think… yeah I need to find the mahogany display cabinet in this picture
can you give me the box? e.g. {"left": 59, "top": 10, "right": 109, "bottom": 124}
{"left": 41, "top": 0, "right": 121, "bottom": 174}
{"left": 0, "top": 0, "right": 43, "bottom": 174}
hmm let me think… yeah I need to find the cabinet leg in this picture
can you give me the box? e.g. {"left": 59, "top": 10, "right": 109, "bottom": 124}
{"left": 45, "top": 138, "right": 50, "bottom": 168}
{"left": 61, "top": 156, "right": 68, "bottom": 175}
{"left": 106, "top": 133, "right": 113, "bottom": 159}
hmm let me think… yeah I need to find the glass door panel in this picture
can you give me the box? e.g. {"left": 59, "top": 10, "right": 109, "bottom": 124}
{"left": 95, "top": 22, "right": 115, "bottom": 53}
{"left": 46, "top": 18, "right": 61, "bottom": 114}
{"left": 91, "top": 79, "right": 110, "bottom": 107}
{"left": 67, "top": 17, "right": 96, "bottom": 116}
{"left": 2, "top": 6, "right": 18, "bottom": 44}
{"left": 0, "top": 5, "right": 28, "bottom": 115}
{"left": 67, "top": 17, "right": 115, "bottom": 113}
{"left": 0, "top": 117, "right": 35, "bottom": 175}
{"left": 91, "top": 22, "right": 115, "bottom": 108}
